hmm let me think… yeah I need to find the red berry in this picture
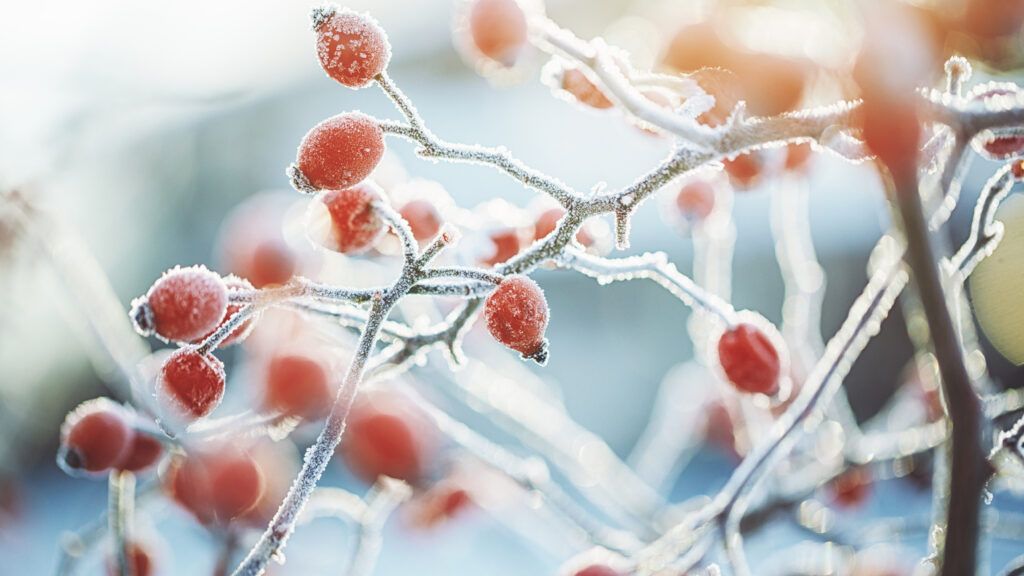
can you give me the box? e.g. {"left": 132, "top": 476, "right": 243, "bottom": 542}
{"left": 1013, "top": 160, "right": 1024, "bottom": 181}
{"left": 722, "top": 153, "right": 763, "bottom": 189}
{"left": 131, "top": 266, "right": 229, "bottom": 343}
{"left": 399, "top": 198, "right": 443, "bottom": 242}
{"left": 717, "top": 323, "right": 781, "bottom": 395}
{"left": 263, "top": 352, "right": 332, "bottom": 420}
{"left": 157, "top": 348, "right": 226, "bottom": 421}
{"left": 980, "top": 134, "right": 1024, "bottom": 160}
{"left": 574, "top": 565, "right": 622, "bottom": 576}
{"left": 116, "top": 433, "right": 164, "bottom": 473}
{"left": 106, "top": 540, "right": 154, "bottom": 576}
{"left": 560, "top": 68, "right": 614, "bottom": 110}
{"left": 703, "top": 400, "right": 739, "bottom": 459}
{"left": 309, "top": 183, "right": 387, "bottom": 254}
{"left": 294, "top": 112, "right": 384, "bottom": 192}
{"left": 484, "top": 275, "right": 549, "bottom": 363}
{"left": 59, "top": 399, "right": 133, "bottom": 475}
{"left": 249, "top": 239, "right": 297, "bottom": 288}
{"left": 785, "top": 142, "right": 814, "bottom": 172}
{"left": 408, "top": 484, "right": 474, "bottom": 529}
{"left": 314, "top": 8, "right": 391, "bottom": 89}
{"left": 828, "top": 466, "right": 873, "bottom": 508}
{"left": 482, "top": 228, "right": 522, "bottom": 266}
{"left": 468, "top": 0, "right": 527, "bottom": 66}
{"left": 197, "top": 276, "right": 257, "bottom": 348}
{"left": 216, "top": 192, "right": 302, "bottom": 289}
{"left": 675, "top": 180, "right": 716, "bottom": 222}
{"left": 340, "top": 396, "right": 434, "bottom": 485}
{"left": 689, "top": 67, "right": 741, "bottom": 127}
{"left": 166, "top": 444, "right": 266, "bottom": 525}
{"left": 534, "top": 208, "right": 592, "bottom": 246}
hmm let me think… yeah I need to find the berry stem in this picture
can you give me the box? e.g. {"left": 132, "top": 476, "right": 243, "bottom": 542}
{"left": 347, "top": 479, "right": 411, "bottom": 576}
{"left": 108, "top": 471, "right": 136, "bottom": 576}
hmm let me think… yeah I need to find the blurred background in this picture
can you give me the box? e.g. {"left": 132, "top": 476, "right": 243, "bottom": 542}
{"left": 1, "top": 0, "right": 1024, "bottom": 574}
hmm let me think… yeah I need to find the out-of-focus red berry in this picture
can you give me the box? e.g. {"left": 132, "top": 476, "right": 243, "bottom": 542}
{"left": 574, "top": 565, "right": 622, "bottom": 576}
{"left": 1013, "top": 160, "right": 1024, "bottom": 181}
{"left": 197, "top": 276, "right": 257, "bottom": 348}
{"left": 263, "top": 352, "right": 332, "bottom": 420}
{"left": 59, "top": 399, "right": 133, "bottom": 475}
{"left": 314, "top": 8, "right": 391, "bottom": 88}
{"left": 468, "top": 0, "right": 528, "bottom": 66}
{"left": 131, "top": 266, "right": 228, "bottom": 343}
{"left": 106, "top": 540, "right": 154, "bottom": 576}
{"left": 166, "top": 445, "right": 266, "bottom": 525}
{"left": 295, "top": 112, "right": 384, "bottom": 192}
{"left": 116, "top": 433, "right": 164, "bottom": 474}
{"left": 675, "top": 180, "right": 716, "bottom": 222}
{"left": 722, "top": 153, "right": 764, "bottom": 189}
{"left": 239, "top": 440, "right": 300, "bottom": 527}
{"left": 533, "top": 208, "right": 592, "bottom": 246}
{"left": 689, "top": 68, "right": 741, "bottom": 127}
{"left": 157, "top": 348, "right": 226, "bottom": 421}
{"left": 560, "top": 68, "right": 614, "bottom": 110}
{"left": 703, "top": 400, "right": 739, "bottom": 459}
{"left": 828, "top": 466, "right": 873, "bottom": 508}
{"left": 482, "top": 227, "right": 523, "bottom": 266}
{"left": 399, "top": 199, "right": 443, "bottom": 243}
{"left": 785, "top": 142, "right": 815, "bottom": 172}
{"left": 340, "top": 396, "right": 435, "bottom": 485}
{"left": 717, "top": 323, "right": 781, "bottom": 395}
{"left": 407, "top": 484, "right": 475, "bottom": 529}
{"left": 961, "top": 0, "right": 1024, "bottom": 38}
{"left": 484, "top": 275, "right": 549, "bottom": 363}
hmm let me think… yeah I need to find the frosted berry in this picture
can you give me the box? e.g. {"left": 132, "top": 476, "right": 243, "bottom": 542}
{"left": 157, "top": 348, "right": 226, "bottom": 421}
{"left": 116, "top": 433, "right": 164, "bottom": 473}
{"left": 131, "top": 266, "right": 229, "bottom": 343}
{"left": 263, "top": 352, "right": 332, "bottom": 420}
{"left": 399, "top": 199, "right": 443, "bottom": 242}
{"left": 723, "top": 153, "right": 763, "bottom": 189}
{"left": 106, "top": 540, "right": 154, "bottom": 576}
{"left": 309, "top": 183, "right": 387, "bottom": 254}
{"left": 484, "top": 275, "right": 549, "bottom": 363}
{"left": 58, "top": 398, "right": 133, "bottom": 475}
{"left": 340, "top": 397, "right": 434, "bottom": 485}
{"left": 561, "top": 68, "right": 613, "bottom": 110}
{"left": 828, "top": 466, "right": 873, "bottom": 508}
{"left": 293, "top": 112, "right": 384, "bottom": 192}
{"left": 675, "top": 180, "right": 716, "bottom": 222}
{"left": 197, "top": 276, "right": 258, "bottom": 348}
{"left": 717, "top": 323, "right": 781, "bottom": 395}
{"left": 166, "top": 444, "right": 266, "bottom": 525}
{"left": 468, "top": 0, "right": 528, "bottom": 66}
{"left": 534, "top": 207, "right": 592, "bottom": 246}
{"left": 314, "top": 7, "right": 391, "bottom": 89}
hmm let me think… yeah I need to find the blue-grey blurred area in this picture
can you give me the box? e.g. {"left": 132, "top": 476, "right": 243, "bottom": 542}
{"left": 1, "top": 0, "right": 1023, "bottom": 574}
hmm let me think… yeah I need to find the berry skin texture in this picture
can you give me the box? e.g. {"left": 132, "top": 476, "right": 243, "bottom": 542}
{"left": 717, "top": 323, "right": 781, "bottom": 395}
{"left": 340, "top": 399, "right": 433, "bottom": 485}
{"left": 59, "top": 398, "right": 133, "bottom": 475}
{"left": 561, "top": 69, "right": 614, "bottom": 110}
{"left": 314, "top": 8, "right": 391, "bottom": 89}
{"left": 166, "top": 445, "right": 266, "bottom": 525}
{"left": 310, "top": 184, "right": 387, "bottom": 254}
{"left": 263, "top": 352, "right": 332, "bottom": 420}
{"left": 484, "top": 275, "right": 550, "bottom": 364}
{"left": 116, "top": 433, "right": 164, "bottom": 473}
{"left": 468, "top": 0, "right": 528, "bottom": 66}
{"left": 131, "top": 266, "right": 229, "bottom": 343}
{"left": 399, "top": 198, "right": 443, "bottom": 242}
{"left": 197, "top": 276, "right": 258, "bottom": 348}
{"left": 157, "top": 348, "right": 226, "bottom": 421}
{"left": 106, "top": 540, "right": 154, "bottom": 576}
{"left": 294, "top": 112, "right": 384, "bottom": 192}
